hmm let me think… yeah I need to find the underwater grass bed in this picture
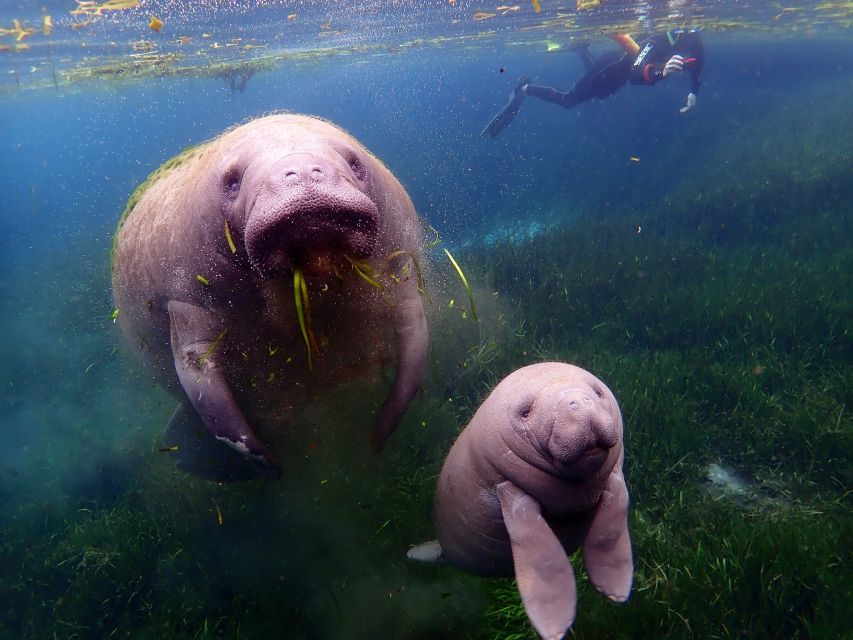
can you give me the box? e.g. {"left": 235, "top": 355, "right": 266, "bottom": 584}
{"left": 447, "top": 205, "right": 849, "bottom": 637}
{"left": 1, "top": 144, "right": 851, "bottom": 639}
{"left": 486, "top": 493, "right": 849, "bottom": 640}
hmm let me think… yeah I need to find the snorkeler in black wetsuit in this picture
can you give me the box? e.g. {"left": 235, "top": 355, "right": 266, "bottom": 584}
{"left": 481, "top": 29, "right": 705, "bottom": 137}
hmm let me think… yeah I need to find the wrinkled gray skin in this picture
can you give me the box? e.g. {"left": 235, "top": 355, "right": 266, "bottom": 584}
{"left": 410, "top": 363, "right": 632, "bottom": 640}
{"left": 112, "top": 114, "right": 427, "bottom": 481}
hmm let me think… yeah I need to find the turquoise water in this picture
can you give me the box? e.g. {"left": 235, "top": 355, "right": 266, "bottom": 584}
{"left": 0, "top": 2, "right": 851, "bottom": 638}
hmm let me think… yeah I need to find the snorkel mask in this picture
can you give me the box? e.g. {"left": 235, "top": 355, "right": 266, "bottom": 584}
{"left": 667, "top": 25, "right": 702, "bottom": 46}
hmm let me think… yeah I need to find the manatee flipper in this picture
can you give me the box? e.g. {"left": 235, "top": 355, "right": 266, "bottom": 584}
{"left": 371, "top": 294, "right": 428, "bottom": 451}
{"left": 168, "top": 300, "right": 281, "bottom": 479}
{"left": 582, "top": 465, "right": 633, "bottom": 602}
{"left": 164, "top": 402, "right": 275, "bottom": 482}
{"left": 497, "top": 480, "right": 576, "bottom": 640}
{"left": 406, "top": 540, "right": 446, "bottom": 564}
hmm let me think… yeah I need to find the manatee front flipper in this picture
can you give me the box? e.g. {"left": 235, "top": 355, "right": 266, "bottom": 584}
{"left": 371, "top": 294, "right": 427, "bottom": 451}
{"left": 164, "top": 402, "right": 276, "bottom": 482}
{"left": 582, "top": 464, "right": 633, "bottom": 602}
{"left": 497, "top": 480, "right": 576, "bottom": 640}
{"left": 168, "top": 300, "right": 281, "bottom": 480}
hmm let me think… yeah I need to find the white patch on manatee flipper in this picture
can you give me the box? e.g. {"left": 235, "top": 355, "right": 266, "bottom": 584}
{"left": 215, "top": 435, "right": 267, "bottom": 464}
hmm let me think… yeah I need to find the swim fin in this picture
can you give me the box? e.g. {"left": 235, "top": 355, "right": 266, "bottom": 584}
{"left": 481, "top": 76, "right": 531, "bottom": 138}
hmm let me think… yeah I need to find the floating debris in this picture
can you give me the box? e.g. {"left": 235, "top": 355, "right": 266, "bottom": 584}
{"left": 224, "top": 219, "right": 237, "bottom": 253}
{"left": 532, "top": 0, "right": 542, "bottom": 13}
{"left": 131, "top": 40, "right": 156, "bottom": 52}
{"left": 158, "top": 445, "right": 179, "bottom": 452}
{"left": 70, "top": 0, "right": 140, "bottom": 19}
{"left": 293, "top": 268, "right": 320, "bottom": 370}
{"left": 195, "top": 274, "right": 210, "bottom": 286}
{"left": 198, "top": 329, "right": 227, "bottom": 366}
{"left": 473, "top": 12, "right": 497, "bottom": 21}
{"left": 42, "top": 16, "right": 52, "bottom": 36}
{"left": 0, "top": 19, "right": 37, "bottom": 42}
{"left": 444, "top": 248, "right": 478, "bottom": 322}
{"left": 576, "top": 0, "right": 601, "bottom": 10}
{"left": 148, "top": 15, "right": 163, "bottom": 32}
{"left": 497, "top": 6, "right": 520, "bottom": 16}
{"left": 211, "top": 497, "right": 223, "bottom": 525}
{"left": 347, "top": 256, "right": 383, "bottom": 290}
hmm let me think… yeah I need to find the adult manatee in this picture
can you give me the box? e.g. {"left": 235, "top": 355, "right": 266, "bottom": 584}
{"left": 408, "top": 362, "right": 632, "bottom": 640}
{"left": 112, "top": 114, "right": 427, "bottom": 481}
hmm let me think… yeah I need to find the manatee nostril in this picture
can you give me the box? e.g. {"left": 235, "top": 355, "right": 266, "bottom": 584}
{"left": 280, "top": 165, "right": 327, "bottom": 185}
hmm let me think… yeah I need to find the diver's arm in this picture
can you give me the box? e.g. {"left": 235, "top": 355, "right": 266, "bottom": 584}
{"left": 679, "top": 32, "right": 704, "bottom": 111}
{"left": 679, "top": 31, "right": 705, "bottom": 94}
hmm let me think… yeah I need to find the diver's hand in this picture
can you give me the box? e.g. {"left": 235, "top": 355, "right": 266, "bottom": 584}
{"left": 662, "top": 55, "right": 685, "bottom": 77}
{"left": 679, "top": 92, "right": 697, "bottom": 113}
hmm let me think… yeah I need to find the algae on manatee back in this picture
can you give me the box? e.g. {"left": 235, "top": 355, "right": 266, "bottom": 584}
{"left": 110, "top": 142, "right": 207, "bottom": 268}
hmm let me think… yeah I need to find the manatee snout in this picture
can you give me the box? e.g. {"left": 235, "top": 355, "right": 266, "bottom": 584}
{"left": 245, "top": 153, "right": 380, "bottom": 277}
{"left": 548, "top": 387, "right": 618, "bottom": 478}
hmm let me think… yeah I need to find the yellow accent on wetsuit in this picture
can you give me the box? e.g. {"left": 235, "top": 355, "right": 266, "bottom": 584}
{"left": 611, "top": 33, "right": 640, "bottom": 57}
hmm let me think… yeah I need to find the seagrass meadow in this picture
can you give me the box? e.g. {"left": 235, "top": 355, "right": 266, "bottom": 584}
{"left": 0, "top": 3, "right": 852, "bottom": 638}
{"left": 1, "top": 94, "right": 850, "bottom": 637}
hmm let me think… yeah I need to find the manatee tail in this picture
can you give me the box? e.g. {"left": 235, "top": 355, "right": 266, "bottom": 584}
{"left": 406, "top": 540, "right": 446, "bottom": 564}
{"left": 481, "top": 76, "right": 531, "bottom": 138}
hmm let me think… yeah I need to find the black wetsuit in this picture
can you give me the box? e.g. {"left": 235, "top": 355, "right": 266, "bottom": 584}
{"left": 629, "top": 31, "right": 704, "bottom": 94}
{"left": 525, "top": 31, "right": 704, "bottom": 109}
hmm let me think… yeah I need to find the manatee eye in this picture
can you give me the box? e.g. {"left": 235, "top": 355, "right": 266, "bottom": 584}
{"left": 221, "top": 165, "right": 243, "bottom": 199}
{"left": 347, "top": 153, "right": 366, "bottom": 182}
{"left": 592, "top": 384, "right": 605, "bottom": 399}
{"left": 517, "top": 398, "right": 534, "bottom": 420}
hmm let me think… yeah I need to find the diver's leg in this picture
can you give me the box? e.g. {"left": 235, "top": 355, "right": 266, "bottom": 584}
{"left": 569, "top": 41, "right": 594, "bottom": 72}
{"left": 525, "top": 83, "right": 582, "bottom": 110}
{"left": 481, "top": 76, "right": 532, "bottom": 138}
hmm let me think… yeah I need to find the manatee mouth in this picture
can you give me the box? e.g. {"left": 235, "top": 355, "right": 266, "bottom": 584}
{"left": 558, "top": 445, "right": 610, "bottom": 481}
{"left": 245, "top": 187, "right": 380, "bottom": 278}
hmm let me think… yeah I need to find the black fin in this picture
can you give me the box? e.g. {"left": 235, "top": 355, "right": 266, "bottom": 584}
{"left": 481, "top": 76, "right": 531, "bottom": 138}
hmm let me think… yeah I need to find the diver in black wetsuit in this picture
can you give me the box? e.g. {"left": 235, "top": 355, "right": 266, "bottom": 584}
{"left": 481, "top": 29, "right": 705, "bottom": 138}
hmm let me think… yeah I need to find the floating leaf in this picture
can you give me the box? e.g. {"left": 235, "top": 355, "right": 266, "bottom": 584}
{"left": 444, "top": 248, "right": 478, "bottom": 322}
{"left": 199, "top": 329, "right": 227, "bottom": 366}
{"left": 224, "top": 219, "right": 237, "bottom": 253}
{"left": 293, "top": 268, "right": 320, "bottom": 370}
